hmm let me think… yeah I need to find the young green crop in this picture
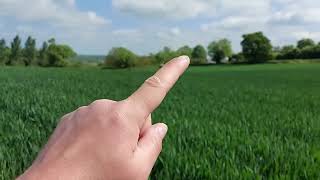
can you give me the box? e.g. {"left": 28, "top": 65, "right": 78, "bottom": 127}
{"left": 1, "top": 64, "right": 320, "bottom": 179}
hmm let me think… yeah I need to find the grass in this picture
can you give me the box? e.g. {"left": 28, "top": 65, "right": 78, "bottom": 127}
{"left": 269, "top": 59, "right": 320, "bottom": 64}
{"left": 1, "top": 63, "right": 320, "bottom": 179}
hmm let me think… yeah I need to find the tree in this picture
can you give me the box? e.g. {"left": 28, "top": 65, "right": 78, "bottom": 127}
{"left": 241, "top": 32, "right": 272, "bottom": 63}
{"left": 8, "top": 35, "right": 22, "bottom": 65}
{"left": 47, "top": 43, "right": 76, "bottom": 67}
{"left": 297, "top": 38, "right": 315, "bottom": 49}
{"left": 191, "top": 45, "right": 207, "bottom": 64}
{"left": 23, "top": 36, "right": 37, "bottom": 66}
{"left": 105, "top": 47, "right": 137, "bottom": 68}
{"left": 39, "top": 41, "right": 49, "bottom": 66}
{"left": 48, "top": 38, "right": 56, "bottom": 45}
{"left": 176, "top": 45, "right": 192, "bottom": 57}
{"left": 208, "top": 39, "right": 233, "bottom": 64}
{"left": 299, "top": 45, "right": 320, "bottom": 59}
{"left": 0, "top": 39, "right": 10, "bottom": 65}
{"left": 0, "top": 39, "right": 5, "bottom": 65}
{"left": 277, "top": 45, "right": 300, "bottom": 60}
{"left": 231, "top": 53, "right": 245, "bottom": 63}
{"left": 155, "top": 47, "right": 177, "bottom": 64}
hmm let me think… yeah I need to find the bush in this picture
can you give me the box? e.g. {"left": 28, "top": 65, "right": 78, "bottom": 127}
{"left": 47, "top": 51, "right": 68, "bottom": 67}
{"left": 45, "top": 44, "right": 76, "bottom": 67}
{"left": 276, "top": 45, "right": 300, "bottom": 60}
{"left": 155, "top": 47, "right": 177, "bottom": 64}
{"left": 105, "top": 47, "right": 137, "bottom": 68}
{"left": 300, "top": 45, "right": 320, "bottom": 59}
{"left": 277, "top": 45, "right": 320, "bottom": 60}
{"left": 134, "top": 56, "right": 156, "bottom": 67}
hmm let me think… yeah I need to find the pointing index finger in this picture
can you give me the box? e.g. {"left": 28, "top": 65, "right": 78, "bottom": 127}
{"left": 123, "top": 56, "right": 190, "bottom": 128}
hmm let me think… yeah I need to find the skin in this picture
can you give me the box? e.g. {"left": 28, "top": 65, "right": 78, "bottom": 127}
{"left": 18, "top": 56, "right": 190, "bottom": 180}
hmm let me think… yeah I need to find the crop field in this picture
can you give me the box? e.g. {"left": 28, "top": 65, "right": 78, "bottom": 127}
{"left": 1, "top": 64, "right": 320, "bottom": 179}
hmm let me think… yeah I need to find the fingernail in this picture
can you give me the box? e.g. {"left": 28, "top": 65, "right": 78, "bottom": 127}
{"left": 179, "top": 55, "right": 190, "bottom": 63}
{"left": 156, "top": 125, "right": 168, "bottom": 139}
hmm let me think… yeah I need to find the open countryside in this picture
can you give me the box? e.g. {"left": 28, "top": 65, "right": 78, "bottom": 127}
{"left": 1, "top": 0, "right": 320, "bottom": 179}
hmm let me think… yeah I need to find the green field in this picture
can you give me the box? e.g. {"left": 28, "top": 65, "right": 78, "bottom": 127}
{"left": 1, "top": 64, "right": 320, "bottom": 179}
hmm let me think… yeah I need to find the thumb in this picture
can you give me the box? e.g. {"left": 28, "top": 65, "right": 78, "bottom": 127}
{"left": 134, "top": 123, "right": 168, "bottom": 174}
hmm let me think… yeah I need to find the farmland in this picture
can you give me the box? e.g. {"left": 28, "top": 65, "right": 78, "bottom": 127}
{"left": 1, "top": 63, "right": 320, "bottom": 179}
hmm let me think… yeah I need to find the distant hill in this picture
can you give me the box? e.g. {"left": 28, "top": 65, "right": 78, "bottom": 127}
{"left": 69, "top": 55, "right": 105, "bottom": 63}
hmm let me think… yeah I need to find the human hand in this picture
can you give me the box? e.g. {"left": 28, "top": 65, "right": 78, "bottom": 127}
{"left": 18, "top": 56, "right": 190, "bottom": 180}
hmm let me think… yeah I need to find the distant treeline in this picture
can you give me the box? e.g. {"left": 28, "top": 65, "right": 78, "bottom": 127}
{"left": 105, "top": 32, "right": 320, "bottom": 68}
{"left": 0, "top": 35, "right": 76, "bottom": 67}
{"left": 69, "top": 55, "right": 105, "bottom": 63}
{"left": 1, "top": 32, "right": 320, "bottom": 68}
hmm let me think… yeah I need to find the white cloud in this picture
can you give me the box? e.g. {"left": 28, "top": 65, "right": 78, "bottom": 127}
{"left": 217, "top": 0, "right": 271, "bottom": 16}
{"left": 87, "top": 11, "right": 109, "bottom": 26}
{"left": 112, "top": 0, "right": 271, "bottom": 19}
{"left": 202, "top": 16, "right": 267, "bottom": 32}
{"left": 156, "top": 27, "right": 182, "bottom": 41}
{"left": 16, "top": 25, "right": 33, "bottom": 33}
{"left": 269, "top": 0, "right": 320, "bottom": 25}
{"left": 112, "top": 0, "right": 218, "bottom": 19}
{"left": 170, "top": 27, "right": 181, "bottom": 36}
{"left": 112, "top": 29, "right": 140, "bottom": 36}
{"left": 291, "top": 31, "right": 320, "bottom": 40}
{"left": 0, "top": 0, "right": 109, "bottom": 28}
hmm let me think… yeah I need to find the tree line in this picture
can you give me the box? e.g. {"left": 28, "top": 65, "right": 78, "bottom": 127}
{"left": 0, "top": 35, "right": 76, "bottom": 67}
{"left": 105, "top": 32, "right": 320, "bottom": 68}
{"left": 1, "top": 32, "right": 320, "bottom": 68}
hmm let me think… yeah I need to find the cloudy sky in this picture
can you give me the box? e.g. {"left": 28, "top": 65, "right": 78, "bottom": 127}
{"left": 0, "top": 0, "right": 319, "bottom": 55}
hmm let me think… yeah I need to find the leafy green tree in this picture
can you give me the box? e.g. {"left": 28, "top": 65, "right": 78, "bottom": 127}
{"left": 299, "top": 45, "right": 320, "bottom": 59}
{"left": 277, "top": 45, "right": 300, "bottom": 60}
{"left": 231, "top": 53, "right": 245, "bottom": 63}
{"left": 105, "top": 47, "right": 137, "bottom": 68}
{"left": 273, "top": 46, "right": 281, "bottom": 53}
{"left": 23, "top": 36, "right": 37, "bottom": 66}
{"left": 275, "top": 43, "right": 320, "bottom": 60}
{"left": 191, "top": 45, "right": 207, "bottom": 64}
{"left": 297, "top": 38, "right": 315, "bottom": 49}
{"left": 48, "top": 38, "right": 56, "bottom": 45}
{"left": 241, "top": 32, "right": 272, "bottom": 63}
{"left": 39, "top": 41, "right": 49, "bottom": 66}
{"left": 208, "top": 39, "right": 233, "bottom": 64}
{"left": 155, "top": 47, "right": 177, "bottom": 64}
{"left": 47, "top": 43, "right": 76, "bottom": 67}
{"left": 176, "top": 45, "right": 192, "bottom": 57}
{"left": 8, "top": 35, "right": 22, "bottom": 65}
{"left": 0, "top": 39, "right": 5, "bottom": 65}
{"left": 0, "top": 39, "right": 10, "bottom": 65}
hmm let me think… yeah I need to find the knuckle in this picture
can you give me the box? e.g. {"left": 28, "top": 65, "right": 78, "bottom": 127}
{"left": 90, "top": 99, "right": 115, "bottom": 107}
{"left": 145, "top": 75, "right": 166, "bottom": 89}
{"left": 61, "top": 112, "right": 71, "bottom": 120}
{"left": 76, "top": 106, "right": 88, "bottom": 113}
{"left": 108, "top": 108, "right": 127, "bottom": 126}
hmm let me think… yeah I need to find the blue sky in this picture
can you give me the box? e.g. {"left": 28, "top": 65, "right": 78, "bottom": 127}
{"left": 0, "top": 0, "right": 320, "bottom": 55}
